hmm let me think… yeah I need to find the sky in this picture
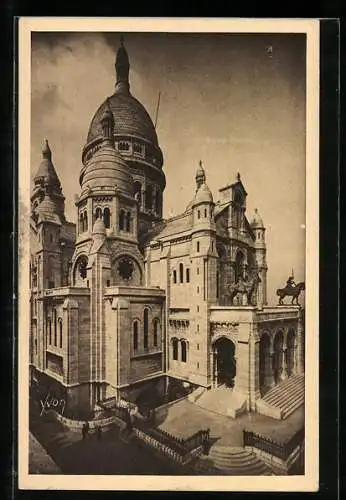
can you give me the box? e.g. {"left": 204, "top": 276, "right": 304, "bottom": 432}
{"left": 31, "top": 31, "right": 306, "bottom": 305}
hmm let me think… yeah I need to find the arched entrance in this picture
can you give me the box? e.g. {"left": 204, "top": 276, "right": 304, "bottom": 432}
{"left": 273, "top": 330, "right": 284, "bottom": 383}
{"left": 213, "top": 337, "right": 236, "bottom": 388}
{"left": 286, "top": 329, "right": 296, "bottom": 376}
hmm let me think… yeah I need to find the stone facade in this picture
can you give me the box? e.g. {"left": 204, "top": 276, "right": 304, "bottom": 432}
{"left": 30, "top": 40, "right": 304, "bottom": 419}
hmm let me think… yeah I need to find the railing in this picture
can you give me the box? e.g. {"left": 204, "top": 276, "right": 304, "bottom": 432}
{"left": 112, "top": 402, "right": 210, "bottom": 463}
{"left": 243, "top": 427, "right": 304, "bottom": 461}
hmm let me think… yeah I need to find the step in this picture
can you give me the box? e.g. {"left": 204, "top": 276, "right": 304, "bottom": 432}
{"left": 264, "top": 376, "right": 303, "bottom": 405}
{"left": 263, "top": 374, "right": 303, "bottom": 401}
{"left": 269, "top": 383, "right": 304, "bottom": 410}
{"left": 262, "top": 376, "right": 300, "bottom": 402}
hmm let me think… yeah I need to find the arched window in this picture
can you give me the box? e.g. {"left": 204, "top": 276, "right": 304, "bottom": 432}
{"left": 198, "top": 210, "right": 201, "bottom": 219}
{"left": 172, "top": 338, "right": 178, "bottom": 360}
{"left": 186, "top": 268, "right": 190, "bottom": 283}
{"left": 84, "top": 212, "right": 88, "bottom": 231}
{"left": 181, "top": 340, "right": 187, "bottom": 363}
{"left": 58, "top": 319, "right": 63, "bottom": 348}
{"left": 119, "top": 209, "right": 125, "bottom": 230}
{"left": 216, "top": 270, "right": 220, "bottom": 298}
{"left": 126, "top": 211, "right": 131, "bottom": 232}
{"left": 80, "top": 213, "right": 84, "bottom": 233}
{"left": 95, "top": 207, "right": 102, "bottom": 220}
{"left": 204, "top": 208, "right": 207, "bottom": 218}
{"left": 197, "top": 241, "right": 200, "bottom": 252}
{"left": 153, "top": 319, "right": 159, "bottom": 347}
{"left": 143, "top": 309, "right": 149, "bottom": 349}
{"left": 133, "top": 321, "right": 138, "bottom": 351}
{"left": 179, "top": 263, "right": 184, "bottom": 283}
{"left": 173, "top": 270, "right": 177, "bottom": 284}
{"left": 103, "top": 207, "right": 110, "bottom": 229}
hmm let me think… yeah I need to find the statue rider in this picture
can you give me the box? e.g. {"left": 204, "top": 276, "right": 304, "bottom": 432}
{"left": 286, "top": 275, "right": 296, "bottom": 290}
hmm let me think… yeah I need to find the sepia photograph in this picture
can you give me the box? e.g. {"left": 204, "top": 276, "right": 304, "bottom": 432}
{"left": 18, "top": 18, "right": 319, "bottom": 492}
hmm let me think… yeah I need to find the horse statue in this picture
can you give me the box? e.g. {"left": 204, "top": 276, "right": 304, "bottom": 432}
{"left": 228, "top": 272, "right": 261, "bottom": 306}
{"left": 276, "top": 282, "right": 305, "bottom": 305}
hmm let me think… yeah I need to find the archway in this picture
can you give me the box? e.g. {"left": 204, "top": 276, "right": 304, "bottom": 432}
{"left": 214, "top": 337, "right": 236, "bottom": 388}
{"left": 286, "top": 329, "right": 296, "bottom": 376}
{"left": 259, "top": 333, "right": 271, "bottom": 394}
{"left": 273, "top": 330, "right": 284, "bottom": 383}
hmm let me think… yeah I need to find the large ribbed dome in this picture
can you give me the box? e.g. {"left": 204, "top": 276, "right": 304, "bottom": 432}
{"left": 87, "top": 93, "right": 158, "bottom": 146}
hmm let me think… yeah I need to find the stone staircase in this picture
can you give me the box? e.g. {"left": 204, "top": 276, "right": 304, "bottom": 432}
{"left": 256, "top": 374, "right": 304, "bottom": 420}
{"left": 196, "top": 446, "right": 273, "bottom": 475}
{"left": 195, "top": 385, "right": 247, "bottom": 418}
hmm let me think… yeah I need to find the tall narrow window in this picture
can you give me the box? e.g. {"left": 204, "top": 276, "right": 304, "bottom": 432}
{"left": 48, "top": 320, "right": 52, "bottom": 345}
{"left": 204, "top": 208, "right": 207, "bottom": 218}
{"left": 80, "top": 213, "right": 84, "bottom": 233}
{"left": 143, "top": 309, "right": 149, "bottom": 349}
{"left": 153, "top": 319, "right": 159, "bottom": 347}
{"left": 146, "top": 185, "right": 153, "bottom": 210}
{"left": 179, "top": 263, "right": 184, "bottom": 283}
{"left": 134, "top": 181, "right": 142, "bottom": 206}
{"left": 59, "top": 319, "right": 63, "bottom": 348}
{"left": 186, "top": 268, "right": 190, "bottom": 283}
{"left": 119, "top": 210, "right": 125, "bottom": 230}
{"left": 103, "top": 207, "right": 110, "bottom": 229}
{"left": 181, "top": 340, "right": 187, "bottom": 363}
{"left": 197, "top": 241, "right": 200, "bottom": 252}
{"left": 173, "top": 270, "right": 177, "bottom": 284}
{"left": 95, "top": 207, "right": 102, "bottom": 220}
{"left": 133, "top": 321, "right": 138, "bottom": 351}
{"left": 216, "top": 270, "right": 220, "bottom": 299}
{"left": 198, "top": 210, "right": 201, "bottom": 219}
{"left": 172, "top": 338, "right": 178, "bottom": 360}
{"left": 53, "top": 310, "right": 57, "bottom": 346}
{"left": 155, "top": 190, "right": 160, "bottom": 214}
{"left": 126, "top": 211, "right": 131, "bottom": 232}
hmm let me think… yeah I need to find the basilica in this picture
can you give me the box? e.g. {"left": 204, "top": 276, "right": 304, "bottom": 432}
{"left": 29, "top": 40, "right": 305, "bottom": 421}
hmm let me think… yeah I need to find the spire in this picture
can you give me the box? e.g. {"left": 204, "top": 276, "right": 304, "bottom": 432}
{"left": 42, "top": 138, "right": 52, "bottom": 160}
{"left": 115, "top": 35, "right": 130, "bottom": 94}
{"left": 196, "top": 160, "right": 206, "bottom": 190}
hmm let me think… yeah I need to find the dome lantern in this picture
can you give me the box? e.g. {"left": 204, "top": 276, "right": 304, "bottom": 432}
{"left": 115, "top": 36, "right": 130, "bottom": 94}
{"left": 196, "top": 160, "right": 206, "bottom": 190}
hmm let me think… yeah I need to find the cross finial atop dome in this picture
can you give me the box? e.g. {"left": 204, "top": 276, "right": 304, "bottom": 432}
{"left": 236, "top": 172, "right": 241, "bottom": 182}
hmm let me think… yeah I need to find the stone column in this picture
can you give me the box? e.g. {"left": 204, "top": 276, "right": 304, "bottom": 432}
{"left": 264, "top": 350, "right": 275, "bottom": 388}
{"left": 280, "top": 347, "right": 288, "bottom": 380}
{"left": 296, "top": 310, "right": 305, "bottom": 374}
{"left": 141, "top": 186, "right": 146, "bottom": 212}
{"left": 249, "top": 330, "right": 261, "bottom": 410}
{"left": 213, "top": 348, "right": 218, "bottom": 388}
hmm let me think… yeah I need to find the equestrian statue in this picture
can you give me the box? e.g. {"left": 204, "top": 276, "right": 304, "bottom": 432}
{"left": 228, "top": 271, "right": 261, "bottom": 306}
{"left": 276, "top": 275, "right": 305, "bottom": 305}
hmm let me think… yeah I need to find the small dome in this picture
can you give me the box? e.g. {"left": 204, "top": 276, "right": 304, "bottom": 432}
{"left": 81, "top": 142, "right": 134, "bottom": 196}
{"left": 251, "top": 208, "right": 264, "bottom": 228}
{"left": 92, "top": 217, "right": 106, "bottom": 236}
{"left": 193, "top": 183, "right": 213, "bottom": 206}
